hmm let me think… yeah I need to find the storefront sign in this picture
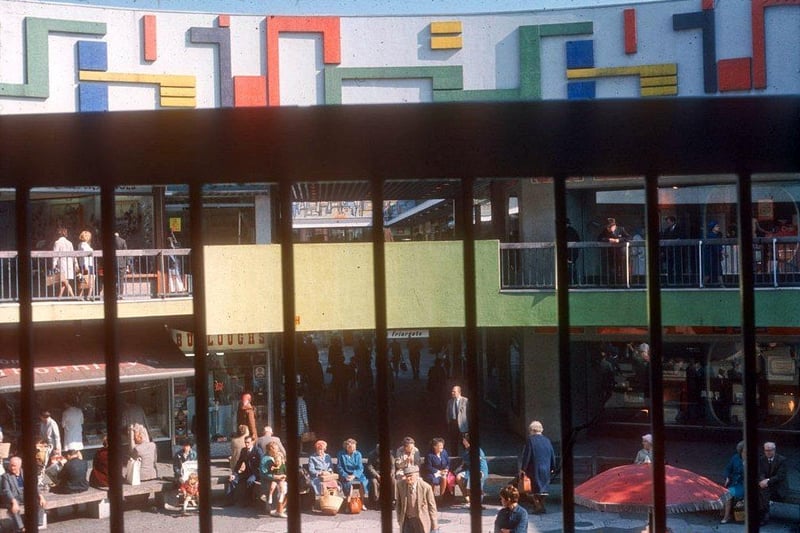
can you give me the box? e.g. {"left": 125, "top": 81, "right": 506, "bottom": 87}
{"left": 171, "top": 329, "right": 267, "bottom": 352}
{"left": 387, "top": 330, "right": 429, "bottom": 339}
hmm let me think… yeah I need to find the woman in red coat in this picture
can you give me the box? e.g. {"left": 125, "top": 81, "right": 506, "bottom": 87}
{"left": 89, "top": 435, "right": 110, "bottom": 488}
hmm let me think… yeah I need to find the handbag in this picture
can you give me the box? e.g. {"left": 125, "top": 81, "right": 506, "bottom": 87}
{"left": 320, "top": 472, "right": 339, "bottom": 482}
{"left": 301, "top": 431, "right": 317, "bottom": 443}
{"left": 347, "top": 487, "right": 363, "bottom": 514}
{"left": 126, "top": 457, "right": 142, "bottom": 485}
{"left": 46, "top": 272, "right": 60, "bottom": 287}
{"left": 518, "top": 471, "right": 532, "bottom": 494}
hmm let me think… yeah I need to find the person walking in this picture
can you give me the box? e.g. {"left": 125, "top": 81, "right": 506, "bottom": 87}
{"left": 396, "top": 465, "right": 438, "bottom": 533}
{"left": 518, "top": 420, "right": 555, "bottom": 514}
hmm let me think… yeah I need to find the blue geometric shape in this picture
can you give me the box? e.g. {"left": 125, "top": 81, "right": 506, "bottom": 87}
{"left": 566, "top": 40, "right": 594, "bottom": 69}
{"left": 77, "top": 41, "right": 108, "bottom": 71}
{"left": 567, "top": 80, "right": 596, "bottom": 99}
{"left": 79, "top": 83, "right": 108, "bottom": 112}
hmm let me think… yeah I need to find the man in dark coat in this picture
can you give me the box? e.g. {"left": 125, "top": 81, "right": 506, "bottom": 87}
{"left": 52, "top": 449, "right": 89, "bottom": 494}
{"left": 226, "top": 435, "right": 263, "bottom": 506}
{"left": 758, "top": 441, "right": 788, "bottom": 525}
{"left": 0, "top": 456, "right": 46, "bottom": 532}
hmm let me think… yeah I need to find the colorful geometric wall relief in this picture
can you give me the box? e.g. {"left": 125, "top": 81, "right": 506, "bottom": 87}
{"left": 623, "top": 9, "right": 637, "bottom": 54}
{"left": 79, "top": 84, "right": 108, "bottom": 112}
{"left": 78, "top": 71, "right": 196, "bottom": 108}
{"left": 77, "top": 41, "right": 107, "bottom": 71}
{"left": 234, "top": 76, "right": 267, "bottom": 107}
{"left": 430, "top": 21, "right": 463, "bottom": 50}
{"left": 266, "top": 16, "right": 341, "bottom": 106}
{"left": 434, "top": 22, "right": 594, "bottom": 102}
{"left": 567, "top": 81, "right": 596, "bottom": 99}
{"left": 566, "top": 40, "right": 595, "bottom": 99}
{"left": 0, "top": 18, "right": 106, "bottom": 98}
{"left": 323, "top": 66, "right": 463, "bottom": 105}
{"left": 718, "top": 57, "right": 752, "bottom": 92}
{"left": 218, "top": 15, "right": 230, "bottom": 28}
{"left": 673, "top": 8, "right": 716, "bottom": 93}
{"left": 566, "top": 40, "right": 594, "bottom": 69}
{"left": 142, "top": 15, "right": 157, "bottom": 62}
{"left": 751, "top": 0, "right": 800, "bottom": 89}
{"left": 567, "top": 64, "right": 678, "bottom": 96}
{"left": 189, "top": 26, "right": 233, "bottom": 107}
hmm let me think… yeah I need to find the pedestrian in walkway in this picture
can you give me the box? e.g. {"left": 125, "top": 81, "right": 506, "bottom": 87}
{"left": 396, "top": 465, "right": 438, "bottom": 533}
{"left": 518, "top": 420, "right": 555, "bottom": 514}
{"left": 633, "top": 433, "right": 653, "bottom": 464}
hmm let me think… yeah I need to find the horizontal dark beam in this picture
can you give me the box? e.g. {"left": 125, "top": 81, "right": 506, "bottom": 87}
{"left": 0, "top": 97, "right": 797, "bottom": 186}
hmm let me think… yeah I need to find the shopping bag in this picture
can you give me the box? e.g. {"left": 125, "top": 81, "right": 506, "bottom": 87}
{"left": 517, "top": 471, "right": 532, "bottom": 494}
{"left": 347, "top": 489, "right": 363, "bottom": 514}
{"left": 46, "top": 273, "right": 60, "bottom": 287}
{"left": 126, "top": 457, "right": 142, "bottom": 485}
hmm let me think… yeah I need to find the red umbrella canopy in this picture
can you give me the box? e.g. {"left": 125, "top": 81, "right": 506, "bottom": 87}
{"left": 574, "top": 463, "right": 730, "bottom": 514}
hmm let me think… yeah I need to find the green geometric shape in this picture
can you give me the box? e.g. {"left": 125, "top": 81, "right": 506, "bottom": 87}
{"left": 324, "top": 66, "right": 463, "bottom": 105}
{"left": 435, "top": 22, "right": 593, "bottom": 103}
{"left": 0, "top": 18, "right": 106, "bottom": 98}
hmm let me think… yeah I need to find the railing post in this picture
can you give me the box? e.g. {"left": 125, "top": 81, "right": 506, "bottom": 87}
{"left": 698, "top": 241, "right": 704, "bottom": 288}
{"left": 772, "top": 238, "right": 778, "bottom": 288}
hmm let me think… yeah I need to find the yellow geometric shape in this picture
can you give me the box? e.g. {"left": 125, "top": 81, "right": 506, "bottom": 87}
{"left": 431, "top": 36, "right": 463, "bottom": 50}
{"left": 79, "top": 71, "right": 195, "bottom": 87}
{"left": 641, "top": 86, "right": 678, "bottom": 97}
{"left": 160, "top": 87, "right": 196, "bottom": 97}
{"left": 567, "top": 63, "right": 678, "bottom": 97}
{"left": 431, "top": 21, "right": 462, "bottom": 34}
{"left": 160, "top": 96, "right": 197, "bottom": 108}
{"left": 640, "top": 76, "right": 678, "bottom": 87}
{"left": 79, "top": 70, "right": 196, "bottom": 108}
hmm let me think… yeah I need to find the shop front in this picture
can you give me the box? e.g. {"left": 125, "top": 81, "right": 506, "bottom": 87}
{"left": 0, "top": 321, "right": 193, "bottom": 458}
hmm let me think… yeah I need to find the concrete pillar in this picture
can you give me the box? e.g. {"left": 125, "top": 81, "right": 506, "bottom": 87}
{"left": 522, "top": 330, "right": 562, "bottom": 438}
{"left": 255, "top": 190, "right": 272, "bottom": 244}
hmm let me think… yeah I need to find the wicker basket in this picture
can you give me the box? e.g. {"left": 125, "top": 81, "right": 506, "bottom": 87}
{"left": 320, "top": 487, "right": 344, "bottom": 516}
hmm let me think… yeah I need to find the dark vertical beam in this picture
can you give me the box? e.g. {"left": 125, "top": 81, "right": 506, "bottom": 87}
{"left": 736, "top": 174, "right": 759, "bottom": 533}
{"left": 371, "top": 180, "right": 392, "bottom": 533}
{"left": 553, "top": 176, "right": 574, "bottom": 533}
{"left": 189, "top": 184, "right": 212, "bottom": 533}
{"left": 15, "top": 187, "right": 38, "bottom": 533}
{"left": 100, "top": 184, "right": 124, "bottom": 532}
{"left": 462, "top": 177, "right": 481, "bottom": 532}
{"left": 279, "top": 183, "right": 300, "bottom": 531}
{"left": 645, "top": 176, "right": 666, "bottom": 532}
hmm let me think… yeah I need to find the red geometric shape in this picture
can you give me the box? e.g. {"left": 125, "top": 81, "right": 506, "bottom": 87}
{"left": 234, "top": 76, "right": 267, "bottom": 107}
{"left": 718, "top": 57, "right": 752, "bottom": 92}
{"left": 752, "top": 0, "right": 800, "bottom": 89}
{"left": 266, "top": 16, "right": 341, "bottom": 106}
{"left": 702, "top": 0, "right": 714, "bottom": 10}
{"left": 143, "top": 15, "right": 157, "bottom": 62}
{"left": 218, "top": 15, "right": 230, "bottom": 28}
{"left": 623, "top": 9, "right": 637, "bottom": 55}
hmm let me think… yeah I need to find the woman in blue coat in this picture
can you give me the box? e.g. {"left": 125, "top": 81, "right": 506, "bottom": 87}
{"left": 519, "top": 420, "right": 555, "bottom": 514}
{"left": 720, "top": 440, "right": 745, "bottom": 523}
{"left": 423, "top": 437, "right": 455, "bottom": 502}
{"left": 336, "top": 438, "right": 369, "bottom": 499}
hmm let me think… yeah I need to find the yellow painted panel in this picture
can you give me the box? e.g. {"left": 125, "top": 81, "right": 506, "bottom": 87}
{"left": 205, "top": 245, "right": 283, "bottom": 335}
{"left": 640, "top": 76, "right": 677, "bottom": 87}
{"left": 641, "top": 85, "right": 678, "bottom": 97}
{"left": 431, "top": 36, "right": 463, "bottom": 49}
{"left": 79, "top": 70, "right": 196, "bottom": 87}
{"left": 567, "top": 63, "right": 676, "bottom": 79}
{"left": 430, "top": 21, "right": 462, "bottom": 34}
{"left": 160, "top": 96, "right": 196, "bottom": 108}
{"left": 160, "top": 87, "right": 197, "bottom": 97}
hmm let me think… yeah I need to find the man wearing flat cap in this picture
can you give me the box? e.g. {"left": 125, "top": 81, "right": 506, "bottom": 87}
{"left": 396, "top": 464, "right": 438, "bottom": 533}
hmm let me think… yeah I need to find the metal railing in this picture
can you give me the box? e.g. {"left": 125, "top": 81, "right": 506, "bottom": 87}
{"left": 0, "top": 248, "right": 192, "bottom": 302}
{"left": 500, "top": 237, "right": 800, "bottom": 290}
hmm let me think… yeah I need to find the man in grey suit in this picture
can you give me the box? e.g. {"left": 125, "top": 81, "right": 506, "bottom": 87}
{"left": 446, "top": 386, "right": 469, "bottom": 455}
{"left": 0, "top": 456, "right": 46, "bottom": 532}
{"left": 396, "top": 465, "right": 438, "bottom": 533}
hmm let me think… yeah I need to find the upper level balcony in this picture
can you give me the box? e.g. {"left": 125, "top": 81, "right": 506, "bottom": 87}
{"left": 500, "top": 237, "right": 800, "bottom": 290}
